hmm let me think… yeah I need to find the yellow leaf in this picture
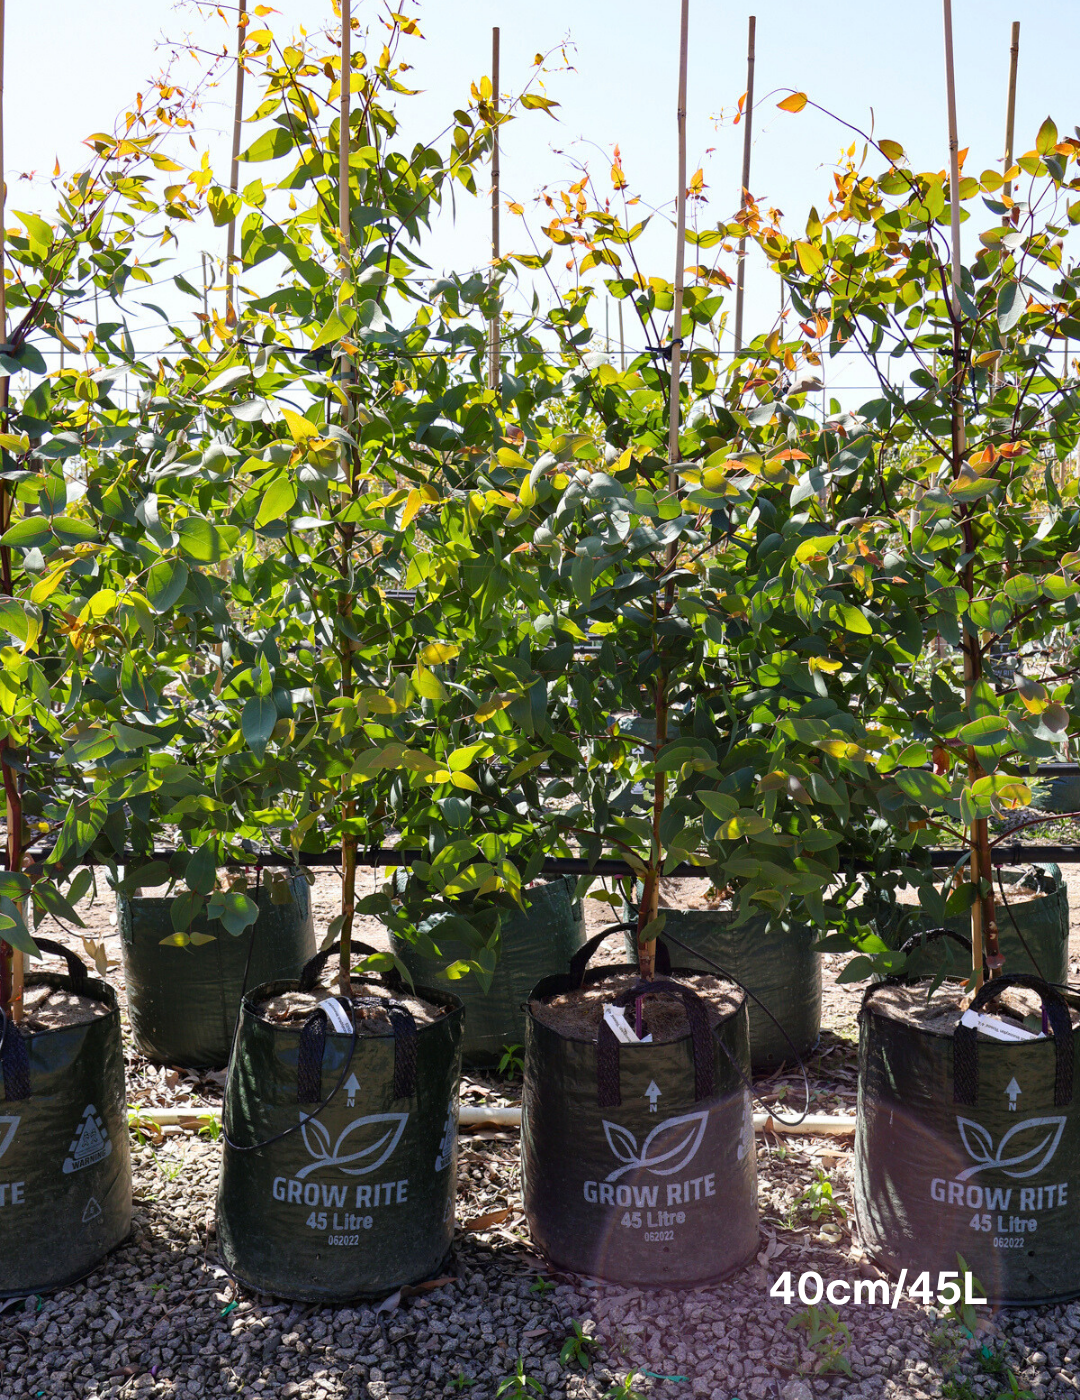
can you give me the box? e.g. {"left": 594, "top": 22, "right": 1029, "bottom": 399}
{"left": 449, "top": 771, "right": 481, "bottom": 792}
{"left": 778, "top": 92, "right": 808, "bottom": 113}
{"left": 420, "top": 642, "right": 460, "bottom": 665}
{"left": 401, "top": 488, "right": 422, "bottom": 529}
{"left": 794, "top": 241, "right": 825, "bottom": 275}
{"left": 30, "top": 564, "right": 71, "bottom": 606}
{"left": 282, "top": 408, "right": 318, "bottom": 443}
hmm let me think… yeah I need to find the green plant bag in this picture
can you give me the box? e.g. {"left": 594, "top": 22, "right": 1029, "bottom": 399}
{"left": 623, "top": 906, "right": 821, "bottom": 1069}
{"left": 520, "top": 933, "right": 758, "bottom": 1287}
{"left": 216, "top": 951, "right": 463, "bottom": 1302}
{"left": 391, "top": 876, "right": 586, "bottom": 1064}
{"left": 117, "top": 871, "right": 316, "bottom": 1069}
{"left": 0, "top": 940, "right": 131, "bottom": 1296}
{"left": 867, "top": 864, "right": 1068, "bottom": 986}
{"left": 856, "top": 971, "right": 1080, "bottom": 1305}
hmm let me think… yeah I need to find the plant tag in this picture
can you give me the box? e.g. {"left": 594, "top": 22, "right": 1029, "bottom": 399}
{"left": 322, "top": 996, "right": 354, "bottom": 1034}
{"left": 960, "top": 1009, "right": 1042, "bottom": 1042}
{"left": 602, "top": 1005, "right": 652, "bottom": 1044}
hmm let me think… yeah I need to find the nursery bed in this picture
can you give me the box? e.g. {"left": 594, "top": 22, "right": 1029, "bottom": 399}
{"left": 5, "top": 869, "right": 1080, "bottom": 1398}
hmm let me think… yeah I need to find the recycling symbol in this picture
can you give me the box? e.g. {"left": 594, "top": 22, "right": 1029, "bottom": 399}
{"left": 63, "top": 1105, "right": 112, "bottom": 1175}
{"left": 81, "top": 1196, "right": 102, "bottom": 1224}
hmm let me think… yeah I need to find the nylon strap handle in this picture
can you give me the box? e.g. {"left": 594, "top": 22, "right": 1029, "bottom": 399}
{"left": 296, "top": 996, "right": 419, "bottom": 1104}
{"left": 0, "top": 1008, "right": 29, "bottom": 1102}
{"left": 298, "top": 940, "right": 382, "bottom": 994}
{"left": 31, "top": 937, "right": 90, "bottom": 994}
{"left": 596, "top": 978, "right": 714, "bottom": 1109}
{"left": 953, "top": 972, "right": 1074, "bottom": 1107}
{"left": 567, "top": 923, "right": 672, "bottom": 989}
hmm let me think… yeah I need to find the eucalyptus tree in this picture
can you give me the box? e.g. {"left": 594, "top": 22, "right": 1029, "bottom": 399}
{"left": 744, "top": 104, "right": 1080, "bottom": 980}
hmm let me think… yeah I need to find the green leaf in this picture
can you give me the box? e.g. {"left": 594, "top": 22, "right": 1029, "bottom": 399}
{"left": 836, "top": 604, "right": 872, "bottom": 635}
{"left": 177, "top": 516, "right": 223, "bottom": 563}
{"left": 997, "top": 281, "right": 1025, "bottom": 332}
{"left": 184, "top": 843, "right": 217, "bottom": 896}
{"left": 256, "top": 477, "right": 298, "bottom": 527}
{"left": 0, "top": 516, "right": 51, "bottom": 548}
{"left": 958, "top": 715, "right": 1010, "bottom": 746}
{"left": 894, "top": 769, "right": 951, "bottom": 810}
{"left": 242, "top": 696, "right": 277, "bottom": 756}
{"left": 696, "top": 791, "right": 739, "bottom": 820}
{"left": 170, "top": 890, "right": 205, "bottom": 932}
{"left": 208, "top": 889, "right": 259, "bottom": 936}
{"left": 50, "top": 796, "right": 108, "bottom": 864}
{"left": 146, "top": 559, "right": 189, "bottom": 613}
{"left": 413, "top": 665, "right": 449, "bottom": 702}
{"left": 239, "top": 127, "right": 296, "bottom": 162}
{"left": 120, "top": 654, "right": 158, "bottom": 714}
{"left": 1036, "top": 116, "right": 1058, "bottom": 155}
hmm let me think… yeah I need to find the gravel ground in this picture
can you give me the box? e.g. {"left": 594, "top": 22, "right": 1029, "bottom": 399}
{"left": 4, "top": 871, "right": 1080, "bottom": 1400}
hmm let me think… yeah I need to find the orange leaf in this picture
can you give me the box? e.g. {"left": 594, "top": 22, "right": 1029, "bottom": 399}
{"left": 998, "top": 441, "right": 1028, "bottom": 458}
{"left": 778, "top": 92, "right": 808, "bottom": 113}
{"left": 462, "top": 1209, "right": 511, "bottom": 1232}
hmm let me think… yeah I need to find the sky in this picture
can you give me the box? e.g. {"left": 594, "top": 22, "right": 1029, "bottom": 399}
{"left": 6, "top": 0, "right": 1078, "bottom": 403}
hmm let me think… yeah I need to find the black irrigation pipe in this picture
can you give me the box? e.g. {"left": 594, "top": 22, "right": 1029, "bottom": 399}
{"left": 19, "top": 843, "right": 1080, "bottom": 877}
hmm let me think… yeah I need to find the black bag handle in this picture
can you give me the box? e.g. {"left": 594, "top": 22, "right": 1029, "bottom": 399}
{"left": 299, "top": 939, "right": 381, "bottom": 993}
{"left": 0, "top": 1007, "right": 29, "bottom": 1102}
{"left": 953, "top": 972, "right": 1074, "bottom": 1107}
{"left": 567, "top": 922, "right": 672, "bottom": 989}
{"left": 596, "top": 977, "right": 714, "bottom": 1108}
{"left": 31, "top": 937, "right": 90, "bottom": 994}
{"left": 296, "top": 995, "right": 418, "bottom": 1103}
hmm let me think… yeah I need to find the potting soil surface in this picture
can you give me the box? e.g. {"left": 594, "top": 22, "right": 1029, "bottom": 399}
{"left": 530, "top": 972, "right": 741, "bottom": 1042}
{"left": 5, "top": 869, "right": 1080, "bottom": 1400}
{"left": 257, "top": 980, "right": 447, "bottom": 1033}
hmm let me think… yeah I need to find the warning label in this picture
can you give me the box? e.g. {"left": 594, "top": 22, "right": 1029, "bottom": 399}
{"left": 63, "top": 1105, "right": 112, "bottom": 1175}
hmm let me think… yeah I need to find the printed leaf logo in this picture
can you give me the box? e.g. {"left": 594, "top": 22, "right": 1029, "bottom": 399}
{"left": 602, "top": 1110, "right": 709, "bottom": 1183}
{"left": 956, "top": 1115, "right": 1067, "bottom": 1182}
{"left": 0, "top": 1116, "right": 17, "bottom": 1162}
{"left": 296, "top": 1111, "right": 408, "bottom": 1179}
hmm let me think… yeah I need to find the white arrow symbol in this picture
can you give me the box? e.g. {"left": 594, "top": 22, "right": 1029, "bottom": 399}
{"left": 645, "top": 1081, "right": 662, "bottom": 1114}
{"left": 1006, "top": 1077, "right": 1022, "bottom": 1112}
{"left": 344, "top": 1074, "right": 361, "bottom": 1108}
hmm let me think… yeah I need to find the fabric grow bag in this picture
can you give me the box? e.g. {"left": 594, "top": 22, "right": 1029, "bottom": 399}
{"left": 867, "top": 864, "right": 1068, "bottom": 986}
{"left": 521, "top": 930, "right": 758, "bottom": 1287}
{"left": 0, "top": 939, "right": 131, "bottom": 1297}
{"left": 623, "top": 908, "right": 821, "bottom": 1070}
{"left": 856, "top": 965, "right": 1080, "bottom": 1305}
{"left": 216, "top": 945, "right": 463, "bottom": 1302}
{"left": 1032, "top": 774, "right": 1080, "bottom": 815}
{"left": 118, "top": 871, "right": 316, "bottom": 1069}
{"left": 391, "top": 876, "right": 587, "bottom": 1064}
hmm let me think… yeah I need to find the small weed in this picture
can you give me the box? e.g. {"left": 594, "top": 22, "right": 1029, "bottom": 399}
{"left": 942, "top": 1378, "right": 978, "bottom": 1400}
{"left": 495, "top": 1358, "right": 544, "bottom": 1398}
{"left": 198, "top": 1115, "right": 221, "bottom": 1141}
{"left": 156, "top": 1154, "right": 185, "bottom": 1182}
{"left": 449, "top": 1375, "right": 477, "bottom": 1392}
{"left": 559, "top": 1319, "right": 598, "bottom": 1370}
{"left": 788, "top": 1303, "right": 853, "bottom": 1377}
{"left": 795, "top": 1168, "right": 847, "bottom": 1223}
{"left": 498, "top": 1043, "right": 525, "bottom": 1078}
{"left": 529, "top": 1276, "right": 555, "bottom": 1296}
{"left": 603, "top": 1372, "right": 645, "bottom": 1400}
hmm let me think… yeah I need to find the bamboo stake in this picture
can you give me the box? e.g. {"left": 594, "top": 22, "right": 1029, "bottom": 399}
{"left": 733, "top": 15, "right": 756, "bottom": 355}
{"left": 943, "top": 0, "right": 999, "bottom": 987}
{"left": 618, "top": 299, "right": 626, "bottom": 371}
{"left": 337, "top": 0, "right": 358, "bottom": 997}
{"left": 0, "top": 0, "right": 19, "bottom": 1021}
{"left": 640, "top": 0, "right": 690, "bottom": 981}
{"left": 224, "top": 0, "right": 247, "bottom": 322}
{"left": 1002, "top": 21, "right": 1019, "bottom": 219}
{"left": 488, "top": 27, "right": 501, "bottom": 395}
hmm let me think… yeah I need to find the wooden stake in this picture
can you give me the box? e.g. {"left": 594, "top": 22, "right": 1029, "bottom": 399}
{"left": 733, "top": 15, "right": 756, "bottom": 355}
{"left": 943, "top": 0, "right": 998, "bottom": 987}
{"left": 488, "top": 27, "right": 501, "bottom": 395}
{"left": 224, "top": 0, "right": 247, "bottom": 322}
{"left": 641, "top": 0, "right": 690, "bottom": 981}
{"left": 1003, "top": 21, "right": 1019, "bottom": 218}
{"left": 0, "top": 0, "right": 19, "bottom": 1021}
{"left": 618, "top": 300, "right": 626, "bottom": 371}
{"left": 337, "top": 0, "right": 357, "bottom": 997}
